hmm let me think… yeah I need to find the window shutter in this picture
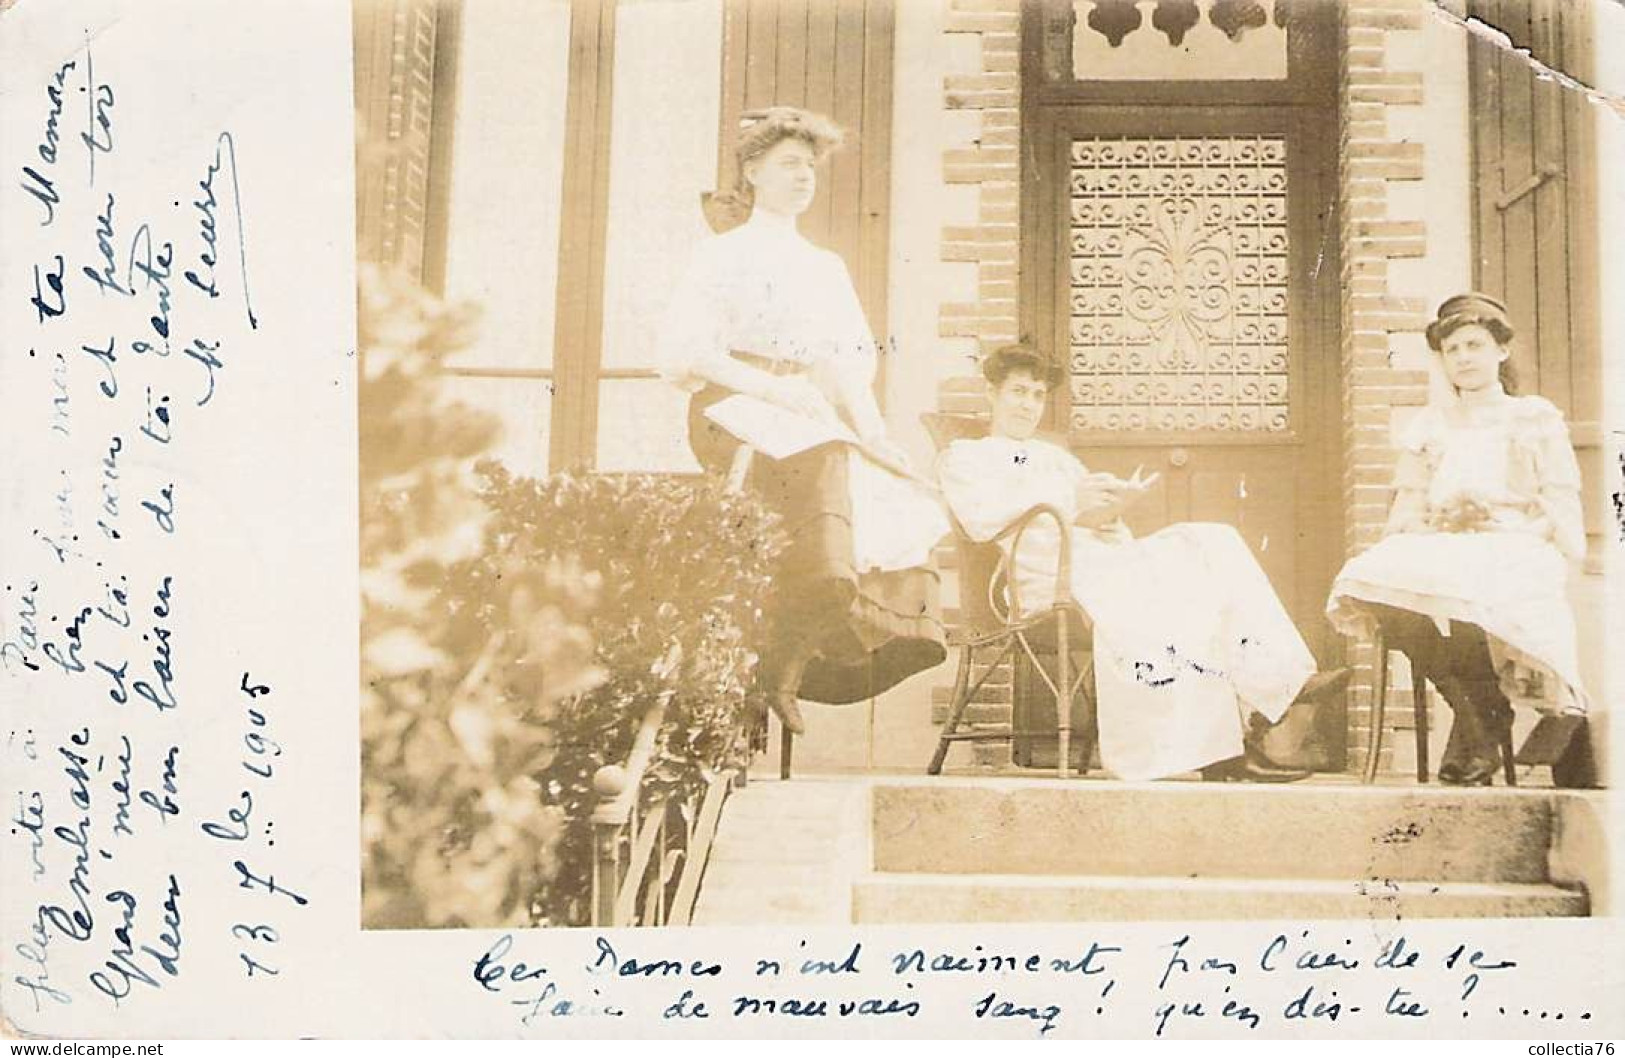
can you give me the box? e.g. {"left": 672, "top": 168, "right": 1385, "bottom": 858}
{"left": 354, "top": 0, "right": 454, "bottom": 283}
{"left": 1468, "top": 0, "right": 1602, "bottom": 562}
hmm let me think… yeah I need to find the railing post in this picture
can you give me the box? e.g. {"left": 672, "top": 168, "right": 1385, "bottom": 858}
{"left": 591, "top": 763, "right": 631, "bottom": 926}
{"left": 592, "top": 820, "right": 620, "bottom": 927}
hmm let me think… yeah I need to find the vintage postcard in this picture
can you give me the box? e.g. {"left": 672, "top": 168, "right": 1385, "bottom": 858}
{"left": 2, "top": 0, "right": 1622, "bottom": 1042}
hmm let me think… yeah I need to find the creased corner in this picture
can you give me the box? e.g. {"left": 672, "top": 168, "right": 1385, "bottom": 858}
{"left": 1425, "top": 0, "right": 1625, "bottom": 120}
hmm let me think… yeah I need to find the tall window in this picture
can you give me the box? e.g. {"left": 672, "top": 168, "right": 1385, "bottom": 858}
{"left": 361, "top": 0, "right": 890, "bottom": 475}
{"left": 428, "top": 0, "right": 723, "bottom": 475}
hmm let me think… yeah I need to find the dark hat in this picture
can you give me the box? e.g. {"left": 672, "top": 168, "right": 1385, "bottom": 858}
{"left": 1425, "top": 292, "right": 1515, "bottom": 350}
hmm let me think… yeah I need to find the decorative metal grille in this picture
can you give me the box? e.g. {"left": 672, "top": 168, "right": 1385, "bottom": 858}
{"left": 1068, "top": 135, "right": 1291, "bottom": 433}
{"left": 1052, "top": 0, "right": 1291, "bottom": 82}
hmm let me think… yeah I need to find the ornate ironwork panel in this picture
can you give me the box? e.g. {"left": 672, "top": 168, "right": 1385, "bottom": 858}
{"left": 1057, "top": 0, "right": 1290, "bottom": 81}
{"left": 1067, "top": 135, "right": 1290, "bottom": 433}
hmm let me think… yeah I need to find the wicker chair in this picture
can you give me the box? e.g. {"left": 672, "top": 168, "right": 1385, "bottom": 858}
{"left": 923, "top": 413, "right": 1097, "bottom": 779}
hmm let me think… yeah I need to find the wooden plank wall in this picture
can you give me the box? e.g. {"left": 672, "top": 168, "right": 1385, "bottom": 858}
{"left": 717, "top": 0, "right": 896, "bottom": 342}
{"left": 1468, "top": 0, "right": 1602, "bottom": 562}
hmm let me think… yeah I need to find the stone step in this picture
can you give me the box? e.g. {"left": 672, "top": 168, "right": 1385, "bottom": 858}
{"left": 871, "top": 779, "right": 1559, "bottom": 884}
{"left": 852, "top": 872, "right": 1588, "bottom": 923}
{"left": 691, "top": 778, "right": 870, "bottom": 927}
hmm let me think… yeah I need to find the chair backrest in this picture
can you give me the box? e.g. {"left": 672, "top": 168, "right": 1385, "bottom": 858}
{"left": 922, "top": 412, "right": 1009, "bottom": 637}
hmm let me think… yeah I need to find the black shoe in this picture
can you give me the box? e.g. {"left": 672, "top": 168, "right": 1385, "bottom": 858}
{"left": 1242, "top": 714, "right": 1312, "bottom": 774}
{"left": 1436, "top": 675, "right": 1496, "bottom": 785}
{"left": 769, "top": 689, "right": 806, "bottom": 736}
{"left": 1201, "top": 746, "right": 1310, "bottom": 784}
{"left": 1441, "top": 754, "right": 1497, "bottom": 787}
{"left": 1437, "top": 720, "right": 1469, "bottom": 783}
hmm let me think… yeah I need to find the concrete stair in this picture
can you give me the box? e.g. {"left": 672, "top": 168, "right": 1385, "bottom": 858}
{"left": 852, "top": 874, "right": 1585, "bottom": 922}
{"left": 871, "top": 781, "right": 1556, "bottom": 882}
{"left": 691, "top": 777, "right": 871, "bottom": 926}
{"left": 692, "top": 775, "right": 1597, "bottom": 926}
{"left": 862, "top": 778, "right": 1592, "bottom": 923}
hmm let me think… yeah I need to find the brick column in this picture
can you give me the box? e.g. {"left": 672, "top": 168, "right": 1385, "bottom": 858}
{"left": 935, "top": 0, "right": 1024, "bottom": 765}
{"left": 940, "top": 0, "right": 1022, "bottom": 399}
{"left": 1338, "top": 0, "right": 1434, "bottom": 776}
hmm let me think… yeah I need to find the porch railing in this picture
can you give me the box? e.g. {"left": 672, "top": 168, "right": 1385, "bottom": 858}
{"left": 588, "top": 701, "right": 739, "bottom": 927}
{"left": 588, "top": 447, "right": 761, "bottom": 927}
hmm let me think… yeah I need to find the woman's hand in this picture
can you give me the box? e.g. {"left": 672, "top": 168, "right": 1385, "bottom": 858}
{"left": 1426, "top": 492, "right": 1495, "bottom": 533}
{"left": 1075, "top": 474, "right": 1121, "bottom": 513}
{"left": 761, "top": 374, "right": 837, "bottom": 422}
{"left": 1074, "top": 471, "right": 1150, "bottom": 528}
{"left": 860, "top": 434, "right": 915, "bottom": 473}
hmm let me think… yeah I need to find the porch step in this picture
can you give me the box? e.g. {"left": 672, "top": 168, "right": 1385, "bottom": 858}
{"left": 872, "top": 780, "right": 1559, "bottom": 884}
{"left": 690, "top": 777, "right": 870, "bottom": 927}
{"left": 851, "top": 872, "right": 1587, "bottom": 923}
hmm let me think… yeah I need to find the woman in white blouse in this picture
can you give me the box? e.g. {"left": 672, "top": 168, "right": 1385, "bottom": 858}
{"left": 1328, "top": 293, "right": 1588, "bottom": 785}
{"left": 659, "top": 107, "right": 948, "bottom": 736}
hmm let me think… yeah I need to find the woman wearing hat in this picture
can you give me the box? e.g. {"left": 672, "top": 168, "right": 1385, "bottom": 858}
{"left": 658, "top": 107, "right": 948, "bottom": 738}
{"left": 1327, "top": 293, "right": 1589, "bottom": 785}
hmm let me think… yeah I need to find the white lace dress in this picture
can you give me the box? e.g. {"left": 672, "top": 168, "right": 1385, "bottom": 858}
{"left": 938, "top": 436, "right": 1318, "bottom": 781}
{"left": 1326, "top": 395, "right": 1588, "bottom": 714}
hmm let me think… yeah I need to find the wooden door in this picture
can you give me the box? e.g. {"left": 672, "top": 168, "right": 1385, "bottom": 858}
{"left": 1027, "top": 105, "right": 1343, "bottom": 666}
{"left": 1468, "top": 0, "right": 1602, "bottom": 568}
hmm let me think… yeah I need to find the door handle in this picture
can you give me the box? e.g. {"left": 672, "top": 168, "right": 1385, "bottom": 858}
{"left": 1495, "top": 165, "right": 1560, "bottom": 211}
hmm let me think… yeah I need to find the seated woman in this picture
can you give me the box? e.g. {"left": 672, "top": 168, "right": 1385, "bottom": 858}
{"left": 659, "top": 106, "right": 948, "bottom": 736}
{"left": 937, "top": 344, "right": 1346, "bottom": 783}
{"left": 1328, "top": 293, "right": 1588, "bottom": 785}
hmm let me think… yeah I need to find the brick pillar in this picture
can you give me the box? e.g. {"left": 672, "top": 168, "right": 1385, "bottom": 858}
{"left": 1338, "top": 0, "right": 1434, "bottom": 776}
{"left": 941, "top": 0, "right": 1022, "bottom": 364}
{"left": 936, "top": 0, "right": 1023, "bottom": 766}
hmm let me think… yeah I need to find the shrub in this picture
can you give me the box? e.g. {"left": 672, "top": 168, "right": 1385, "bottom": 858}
{"left": 358, "top": 268, "right": 601, "bottom": 929}
{"left": 358, "top": 267, "right": 783, "bottom": 929}
{"left": 466, "top": 467, "right": 785, "bottom": 926}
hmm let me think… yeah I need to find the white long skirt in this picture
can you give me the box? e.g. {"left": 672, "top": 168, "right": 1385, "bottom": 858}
{"left": 1327, "top": 531, "right": 1587, "bottom": 715}
{"left": 846, "top": 451, "right": 951, "bottom": 573}
{"left": 1063, "top": 522, "right": 1318, "bottom": 781}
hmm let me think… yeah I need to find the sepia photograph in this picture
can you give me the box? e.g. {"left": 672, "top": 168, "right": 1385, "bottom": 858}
{"left": 352, "top": 0, "right": 1614, "bottom": 935}
{"left": 8, "top": 0, "right": 1625, "bottom": 1042}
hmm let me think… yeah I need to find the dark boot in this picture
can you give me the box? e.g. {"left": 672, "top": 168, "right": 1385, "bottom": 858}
{"left": 1201, "top": 715, "right": 1311, "bottom": 783}
{"left": 1435, "top": 675, "right": 1495, "bottom": 786}
{"left": 1457, "top": 681, "right": 1512, "bottom": 786}
{"left": 1200, "top": 748, "right": 1311, "bottom": 783}
{"left": 755, "top": 638, "right": 819, "bottom": 736}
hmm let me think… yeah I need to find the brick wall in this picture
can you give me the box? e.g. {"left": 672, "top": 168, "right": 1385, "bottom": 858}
{"left": 1338, "top": 0, "right": 1435, "bottom": 776}
{"left": 928, "top": 0, "right": 1445, "bottom": 775}
{"left": 935, "top": 0, "right": 1023, "bottom": 765}
{"left": 940, "top": 0, "right": 1022, "bottom": 383}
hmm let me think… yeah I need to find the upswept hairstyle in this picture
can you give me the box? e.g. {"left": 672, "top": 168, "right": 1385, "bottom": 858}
{"left": 981, "top": 342, "right": 1066, "bottom": 390}
{"left": 701, "top": 107, "right": 844, "bottom": 233}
